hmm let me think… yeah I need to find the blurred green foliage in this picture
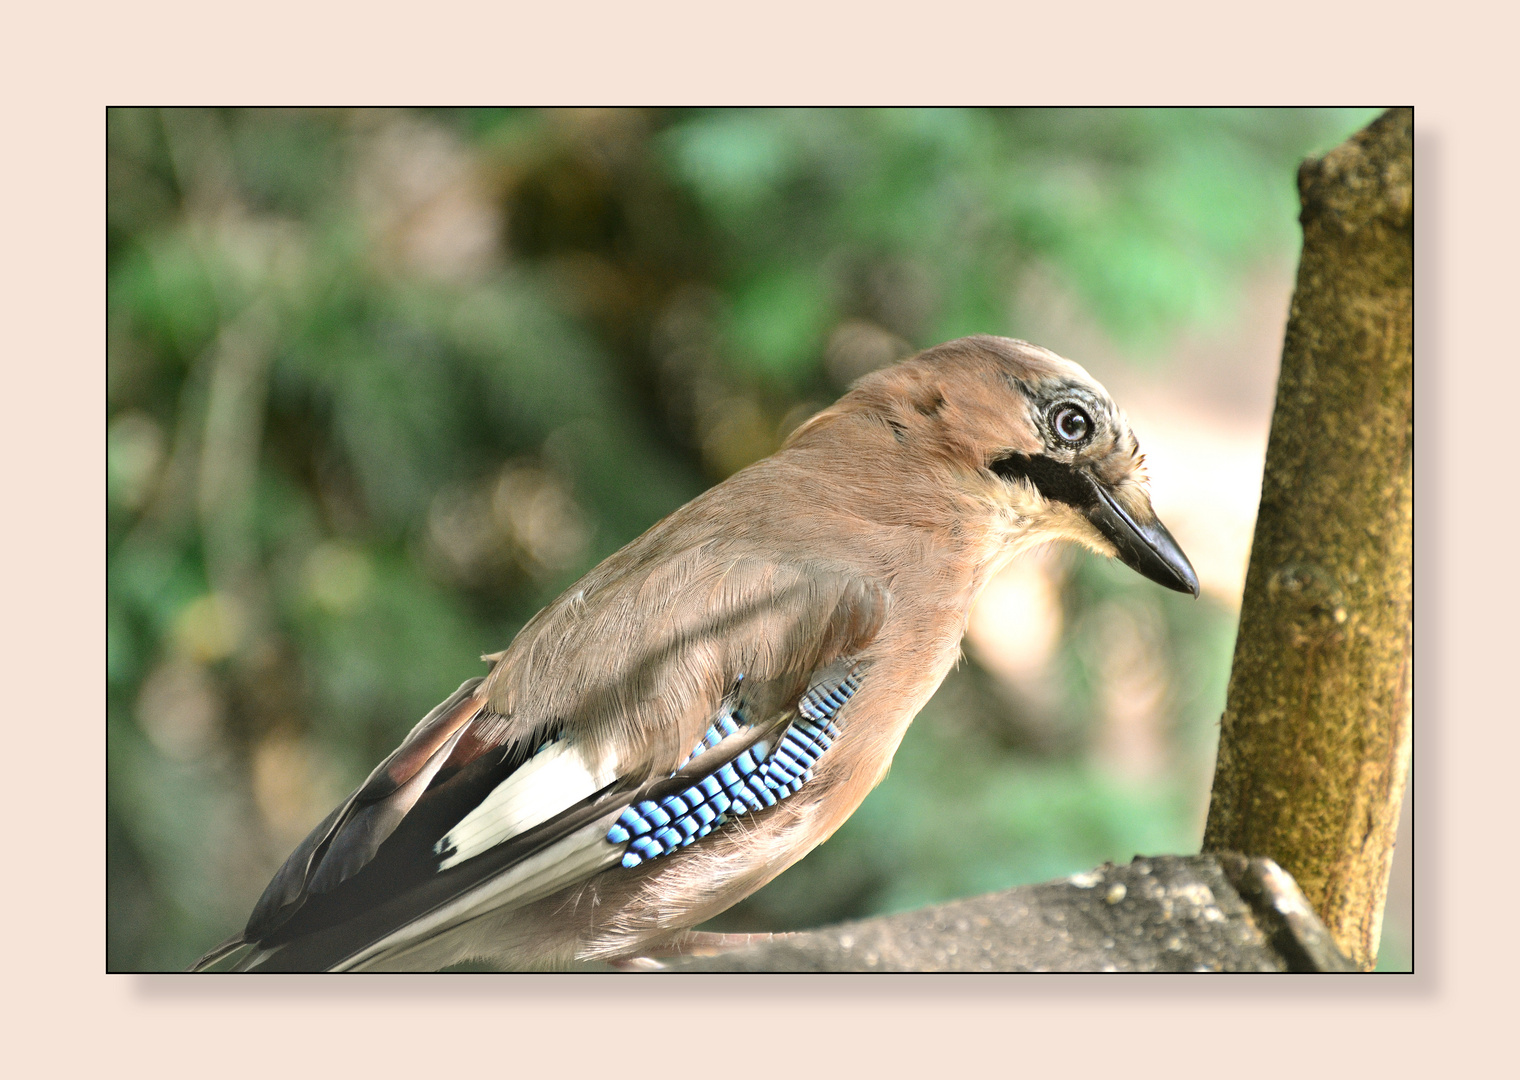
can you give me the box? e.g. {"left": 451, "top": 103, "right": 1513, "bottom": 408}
{"left": 107, "top": 107, "right": 1381, "bottom": 970}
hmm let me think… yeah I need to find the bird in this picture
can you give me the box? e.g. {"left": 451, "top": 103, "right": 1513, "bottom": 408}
{"left": 190, "top": 334, "right": 1198, "bottom": 972}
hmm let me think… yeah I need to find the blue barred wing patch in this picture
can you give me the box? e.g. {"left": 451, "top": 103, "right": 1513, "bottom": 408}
{"left": 606, "top": 669, "right": 862, "bottom": 868}
{"left": 681, "top": 703, "right": 744, "bottom": 766}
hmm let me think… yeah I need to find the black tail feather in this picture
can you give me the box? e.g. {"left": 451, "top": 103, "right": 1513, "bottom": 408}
{"left": 187, "top": 933, "right": 250, "bottom": 972}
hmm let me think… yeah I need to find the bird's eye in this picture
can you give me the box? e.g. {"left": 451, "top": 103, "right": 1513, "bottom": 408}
{"left": 1051, "top": 404, "right": 1092, "bottom": 446}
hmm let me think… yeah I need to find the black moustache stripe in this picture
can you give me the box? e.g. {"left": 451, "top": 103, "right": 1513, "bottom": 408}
{"left": 990, "top": 453, "right": 1099, "bottom": 510}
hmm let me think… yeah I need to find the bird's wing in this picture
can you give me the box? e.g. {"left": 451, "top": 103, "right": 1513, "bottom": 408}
{"left": 214, "top": 547, "right": 888, "bottom": 971}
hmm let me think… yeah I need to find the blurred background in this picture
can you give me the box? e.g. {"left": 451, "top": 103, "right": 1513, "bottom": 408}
{"left": 107, "top": 107, "right": 1407, "bottom": 972}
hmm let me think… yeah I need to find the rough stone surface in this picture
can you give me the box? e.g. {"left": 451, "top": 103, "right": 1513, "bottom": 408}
{"left": 664, "top": 853, "right": 1353, "bottom": 972}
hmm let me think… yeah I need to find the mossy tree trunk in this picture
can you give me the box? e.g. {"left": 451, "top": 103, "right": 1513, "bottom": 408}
{"left": 1201, "top": 108, "right": 1413, "bottom": 971}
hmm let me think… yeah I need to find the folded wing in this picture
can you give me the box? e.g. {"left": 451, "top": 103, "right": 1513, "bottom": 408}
{"left": 203, "top": 548, "right": 888, "bottom": 972}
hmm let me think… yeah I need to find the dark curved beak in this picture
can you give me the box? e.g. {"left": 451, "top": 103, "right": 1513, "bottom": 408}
{"left": 1086, "top": 479, "right": 1199, "bottom": 597}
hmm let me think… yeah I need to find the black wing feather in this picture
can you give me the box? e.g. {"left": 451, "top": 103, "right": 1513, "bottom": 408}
{"left": 244, "top": 678, "right": 489, "bottom": 939}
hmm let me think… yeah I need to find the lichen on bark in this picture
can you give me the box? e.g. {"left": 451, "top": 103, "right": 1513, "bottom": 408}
{"left": 1201, "top": 108, "right": 1412, "bottom": 971}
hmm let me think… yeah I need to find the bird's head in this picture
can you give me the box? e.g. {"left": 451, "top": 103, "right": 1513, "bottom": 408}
{"left": 801, "top": 335, "right": 1199, "bottom": 597}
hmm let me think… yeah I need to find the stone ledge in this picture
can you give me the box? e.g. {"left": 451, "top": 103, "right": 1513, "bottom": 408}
{"left": 663, "top": 852, "right": 1355, "bottom": 973}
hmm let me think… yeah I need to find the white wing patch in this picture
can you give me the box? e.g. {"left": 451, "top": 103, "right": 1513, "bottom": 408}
{"left": 435, "top": 740, "right": 620, "bottom": 870}
{"left": 340, "top": 811, "right": 625, "bottom": 971}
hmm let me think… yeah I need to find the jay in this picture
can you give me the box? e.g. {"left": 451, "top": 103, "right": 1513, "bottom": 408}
{"left": 192, "top": 334, "right": 1198, "bottom": 972}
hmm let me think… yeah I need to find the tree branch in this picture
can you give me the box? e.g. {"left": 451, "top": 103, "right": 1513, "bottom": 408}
{"left": 1200, "top": 108, "right": 1413, "bottom": 970}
